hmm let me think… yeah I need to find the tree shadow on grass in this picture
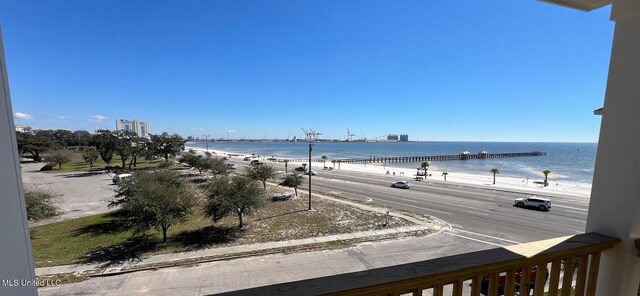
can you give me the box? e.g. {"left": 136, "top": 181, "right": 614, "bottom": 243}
{"left": 82, "top": 234, "right": 158, "bottom": 266}
{"left": 131, "top": 166, "right": 158, "bottom": 172}
{"left": 180, "top": 172, "right": 200, "bottom": 178}
{"left": 73, "top": 210, "right": 131, "bottom": 236}
{"left": 168, "top": 225, "right": 243, "bottom": 252}
{"left": 82, "top": 226, "right": 243, "bottom": 265}
{"left": 61, "top": 171, "right": 109, "bottom": 178}
{"left": 190, "top": 177, "right": 209, "bottom": 184}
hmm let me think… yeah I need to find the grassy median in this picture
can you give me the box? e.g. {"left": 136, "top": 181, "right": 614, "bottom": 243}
{"left": 30, "top": 187, "right": 417, "bottom": 268}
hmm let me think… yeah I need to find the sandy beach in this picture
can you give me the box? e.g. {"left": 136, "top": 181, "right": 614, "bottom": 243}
{"left": 185, "top": 146, "right": 592, "bottom": 198}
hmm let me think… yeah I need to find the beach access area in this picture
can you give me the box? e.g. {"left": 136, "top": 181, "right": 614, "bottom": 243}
{"left": 186, "top": 146, "right": 592, "bottom": 198}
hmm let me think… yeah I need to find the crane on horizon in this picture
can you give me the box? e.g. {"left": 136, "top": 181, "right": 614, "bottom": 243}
{"left": 301, "top": 128, "right": 322, "bottom": 141}
{"left": 347, "top": 128, "right": 356, "bottom": 141}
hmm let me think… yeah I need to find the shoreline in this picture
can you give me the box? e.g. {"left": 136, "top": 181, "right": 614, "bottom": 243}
{"left": 184, "top": 146, "right": 592, "bottom": 198}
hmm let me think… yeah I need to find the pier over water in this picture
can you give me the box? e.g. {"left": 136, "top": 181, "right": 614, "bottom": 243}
{"left": 335, "top": 151, "right": 547, "bottom": 164}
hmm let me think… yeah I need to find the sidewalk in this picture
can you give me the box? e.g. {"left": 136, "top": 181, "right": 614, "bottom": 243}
{"left": 38, "top": 229, "right": 493, "bottom": 296}
{"left": 36, "top": 190, "right": 441, "bottom": 277}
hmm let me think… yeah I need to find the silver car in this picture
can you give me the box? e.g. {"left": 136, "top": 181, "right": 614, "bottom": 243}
{"left": 391, "top": 181, "right": 411, "bottom": 189}
{"left": 514, "top": 196, "right": 551, "bottom": 210}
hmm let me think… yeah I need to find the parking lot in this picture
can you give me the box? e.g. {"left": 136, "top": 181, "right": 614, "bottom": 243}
{"left": 21, "top": 161, "right": 116, "bottom": 226}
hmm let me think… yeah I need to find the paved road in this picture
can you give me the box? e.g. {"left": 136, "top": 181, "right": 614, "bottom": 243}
{"left": 231, "top": 158, "right": 589, "bottom": 244}
{"left": 308, "top": 170, "right": 587, "bottom": 243}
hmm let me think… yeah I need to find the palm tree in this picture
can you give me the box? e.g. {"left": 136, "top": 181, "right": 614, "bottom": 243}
{"left": 442, "top": 172, "right": 448, "bottom": 181}
{"left": 337, "top": 160, "right": 342, "bottom": 169}
{"left": 331, "top": 160, "right": 336, "bottom": 169}
{"left": 283, "top": 159, "right": 289, "bottom": 173}
{"left": 321, "top": 155, "right": 328, "bottom": 168}
{"left": 490, "top": 168, "right": 499, "bottom": 185}
{"left": 543, "top": 170, "right": 551, "bottom": 187}
{"left": 420, "top": 161, "right": 430, "bottom": 178}
{"left": 302, "top": 163, "right": 307, "bottom": 172}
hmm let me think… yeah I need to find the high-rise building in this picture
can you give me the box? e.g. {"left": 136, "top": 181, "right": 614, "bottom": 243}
{"left": 400, "top": 134, "right": 409, "bottom": 142}
{"left": 14, "top": 126, "right": 33, "bottom": 134}
{"left": 116, "top": 119, "right": 150, "bottom": 138}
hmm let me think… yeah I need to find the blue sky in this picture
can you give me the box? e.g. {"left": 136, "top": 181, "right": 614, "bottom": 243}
{"left": 0, "top": 1, "right": 613, "bottom": 142}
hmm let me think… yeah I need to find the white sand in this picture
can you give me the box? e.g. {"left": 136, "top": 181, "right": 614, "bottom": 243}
{"left": 185, "top": 146, "right": 591, "bottom": 198}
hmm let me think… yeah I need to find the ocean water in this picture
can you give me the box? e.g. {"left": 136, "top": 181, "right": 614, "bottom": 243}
{"left": 187, "top": 141, "right": 597, "bottom": 184}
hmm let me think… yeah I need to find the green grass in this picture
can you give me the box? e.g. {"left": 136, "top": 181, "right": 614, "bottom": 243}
{"left": 30, "top": 184, "right": 417, "bottom": 268}
{"left": 30, "top": 213, "right": 132, "bottom": 267}
{"left": 40, "top": 150, "right": 162, "bottom": 173}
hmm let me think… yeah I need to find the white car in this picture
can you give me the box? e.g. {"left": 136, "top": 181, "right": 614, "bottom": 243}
{"left": 391, "top": 181, "right": 411, "bottom": 189}
{"left": 514, "top": 196, "right": 551, "bottom": 210}
{"left": 304, "top": 170, "right": 317, "bottom": 176}
{"left": 112, "top": 173, "right": 133, "bottom": 184}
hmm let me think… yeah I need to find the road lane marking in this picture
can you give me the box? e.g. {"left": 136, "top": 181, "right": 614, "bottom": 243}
{"left": 451, "top": 229, "right": 521, "bottom": 244}
{"left": 466, "top": 210, "right": 490, "bottom": 216}
{"left": 375, "top": 199, "right": 452, "bottom": 215}
{"left": 310, "top": 184, "right": 454, "bottom": 215}
{"left": 564, "top": 209, "right": 588, "bottom": 215}
{"left": 444, "top": 232, "right": 506, "bottom": 247}
{"left": 553, "top": 204, "right": 588, "bottom": 211}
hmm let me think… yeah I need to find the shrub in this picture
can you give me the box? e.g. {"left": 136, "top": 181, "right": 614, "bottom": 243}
{"left": 24, "top": 186, "right": 58, "bottom": 221}
{"left": 82, "top": 147, "right": 99, "bottom": 169}
{"left": 158, "top": 161, "right": 172, "bottom": 168}
{"left": 40, "top": 162, "right": 57, "bottom": 171}
{"left": 112, "top": 169, "right": 196, "bottom": 243}
{"left": 272, "top": 194, "right": 294, "bottom": 202}
{"left": 47, "top": 149, "right": 73, "bottom": 169}
{"left": 205, "top": 176, "right": 265, "bottom": 228}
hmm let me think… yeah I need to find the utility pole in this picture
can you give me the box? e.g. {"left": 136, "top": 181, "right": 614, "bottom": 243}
{"left": 203, "top": 135, "right": 210, "bottom": 152}
{"left": 308, "top": 143, "right": 313, "bottom": 211}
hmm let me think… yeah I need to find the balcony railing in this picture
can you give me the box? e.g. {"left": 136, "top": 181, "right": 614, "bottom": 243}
{"left": 217, "top": 232, "right": 619, "bottom": 296}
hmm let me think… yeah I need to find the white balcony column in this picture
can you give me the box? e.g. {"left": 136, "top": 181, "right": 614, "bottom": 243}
{"left": 0, "top": 27, "right": 38, "bottom": 295}
{"left": 586, "top": 0, "right": 640, "bottom": 295}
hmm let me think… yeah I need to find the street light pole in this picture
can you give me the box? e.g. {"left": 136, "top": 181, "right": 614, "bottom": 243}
{"left": 308, "top": 143, "right": 313, "bottom": 211}
{"left": 203, "top": 135, "right": 210, "bottom": 152}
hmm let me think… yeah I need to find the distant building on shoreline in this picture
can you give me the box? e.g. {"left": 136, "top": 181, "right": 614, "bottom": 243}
{"left": 15, "top": 126, "right": 33, "bottom": 134}
{"left": 116, "top": 119, "right": 150, "bottom": 138}
{"left": 400, "top": 134, "right": 409, "bottom": 142}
